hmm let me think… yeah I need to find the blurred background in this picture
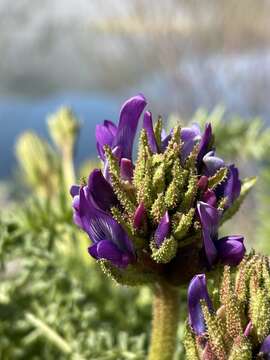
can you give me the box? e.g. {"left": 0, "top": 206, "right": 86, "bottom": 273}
{"left": 1, "top": 1, "right": 270, "bottom": 358}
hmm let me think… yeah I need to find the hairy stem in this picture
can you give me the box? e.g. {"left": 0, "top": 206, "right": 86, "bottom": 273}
{"left": 148, "top": 281, "right": 180, "bottom": 360}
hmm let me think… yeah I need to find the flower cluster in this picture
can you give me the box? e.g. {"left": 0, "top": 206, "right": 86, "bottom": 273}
{"left": 71, "top": 94, "right": 254, "bottom": 285}
{"left": 185, "top": 255, "right": 270, "bottom": 359}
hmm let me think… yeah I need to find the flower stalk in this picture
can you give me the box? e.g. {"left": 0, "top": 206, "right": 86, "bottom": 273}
{"left": 148, "top": 281, "right": 180, "bottom": 360}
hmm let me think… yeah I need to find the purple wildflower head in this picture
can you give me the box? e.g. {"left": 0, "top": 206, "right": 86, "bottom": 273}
{"left": 71, "top": 94, "right": 251, "bottom": 284}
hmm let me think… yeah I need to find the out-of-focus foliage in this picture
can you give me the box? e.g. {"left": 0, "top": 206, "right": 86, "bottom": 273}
{"left": 2, "top": 107, "right": 270, "bottom": 358}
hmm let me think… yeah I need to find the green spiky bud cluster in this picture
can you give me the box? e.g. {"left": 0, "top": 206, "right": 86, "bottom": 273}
{"left": 184, "top": 254, "right": 270, "bottom": 359}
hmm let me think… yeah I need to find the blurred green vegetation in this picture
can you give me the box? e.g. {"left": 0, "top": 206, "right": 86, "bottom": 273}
{"left": 1, "top": 107, "right": 270, "bottom": 359}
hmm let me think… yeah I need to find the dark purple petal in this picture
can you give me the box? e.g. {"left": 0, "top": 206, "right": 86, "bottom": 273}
{"left": 203, "top": 151, "right": 225, "bottom": 176}
{"left": 88, "top": 169, "right": 118, "bottom": 211}
{"left": 223, "top": 165, "right": 241, "bottom": 208}
{"left": 202, "top": 189, "right": 217, "bottom": 207}
{"left": 197, "top": 201, "right": 219, "bottom": 235}
{"left": 181, "top": 124, "right": 201, "bottom": 161}
{"left": 260, "top": 335, "right": 270, "bottom": 355}
{"left": 120, "top": 158, "right": 134, "bottom": 181}
{"left": 197, "top": 202, "right": 219, "bottom": 265}
{"left": 76, "top": 188, "right": 134, "bottom": 255}
{"left": 197, "top": 123, "right": 212, "bottom": 165}
{"left": 197, "top": 176, "right": 208, "bottom": 191}
{"left": 188, "top": 274, "right": 213, "bottom": 335}
{"left": 96, "top": 120, "right": 118, "bottom": 160}
{"left": 70, "top": 185, "right": 80, "bottom": 197}
{"left": 143, "top": 111, "right": 159, "bottom": 153}
{"left": 88, "top": 240, "right": 132, "bottom": 268}
{"left": 154, "top": 211, "right": 170, "bottom": 247}
{"left": 133, "top": 202, "right": 147, "bottom": 230}
{"left": 113, "top": 94, "right": 147, "bottom": 160}
{"left": 215, "top": 235, "right": 245, "bottom": 266}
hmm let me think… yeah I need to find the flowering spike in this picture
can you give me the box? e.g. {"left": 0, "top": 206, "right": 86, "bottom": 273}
{"left": 173, "top": 208, "right": 195, "bottom": 240}
{"left": 208, "top": 167, "right": 228, "bottom": 190}
{"left": 104, "top": 145, "right": 136, "bottom": 217}
{"left": 151, "top": 193, "right": 167, "bottom": 223}
{"left": 184, "top": 255, "right": 270, "bottom": 359}
{"left": 151, "top": 236, "right": 178, "bottom": 264}
{"left": 165, "top": 159, "right": 187, "bottom": 210}
{"left": 152, "top": 162, "right": 166, "bottom": 194}
{"left": 154, "top": 116, "right": 163, "bottom": 149}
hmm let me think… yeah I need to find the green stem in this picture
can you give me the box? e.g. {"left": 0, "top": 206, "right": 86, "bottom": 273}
{"left": 148, "top": 281, "right": 180, "bottom": 360}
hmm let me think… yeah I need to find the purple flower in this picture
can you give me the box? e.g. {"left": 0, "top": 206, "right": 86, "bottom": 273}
{"left": 197, "top": 123, "right": 213, "bottom": 165}
{"left": 154, "top": 212, "right": 170, "bottom": 247}
{"left": 120, "top": 158, "right": 134, "bottom": 182}
{"left": 215, "top": 236, "right": 245, "bottom": 266}
{"left": 188, "top": 274, "right": 213, "bottom": 335}
{"left": 181, "top": 124, "right": 201, "bottom": 161}
{"left": 197, "top": 201, "right": 245, "bottom": 266}
{"left": 71, "top": 185, "right": 135, "bottom": 268}
{"left": 96, "top": 94, "right": 147, "bottom": 161}
{"left": 88, "top": 169, "right": 119, "bottom": 212}
{"left": 143, "top": 111, "right": 159, "bottom": 153}
{"left": 260, "top": 335, "right": 270, "bottom": 355}
{"left": 203, "top": 151, "right": 225, "bottom": 176}
{"left": 133, "top": 202, "right": 147, "bottom": 231}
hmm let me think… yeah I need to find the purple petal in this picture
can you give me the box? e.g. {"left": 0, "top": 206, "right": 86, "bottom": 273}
{"left": 160, "top": 129, "right": 172, "bottom": 152}
{"left": 215, "top": 235, "right": 245, "bottom": 266}
{"left": 203, "top": 151, "right": 225, "bottom": 176}
{"left": 88, "top": 169, "right": 118, "bottom": 211}
{"left": 260, "top": 335, "right": 270, "bottom": 355}
{"left": 188, "top": 274, "right": 213, "bottom": 335}
{"left": 223, "top": 165, "right": 241, "bottom": 208}
{"left": 70, "top": 185, "right": 80, "bottom": 197}
{"left": 120, "top": 158, "right": 134, "bottom": 181}
{"left": 197, "top": 123, "right": 212, "bottom": 165}
{"left": 133, "top": 202, "right": 147, "bottom": 230}
{"left": 113, "top": 94, "right": 147, "bottom": 160}
{"left": 77, "top": 188, "right": 134, "bottom": 256}
{"left": 197, "top": 201, "right": 219, "bottom": 234}
{"left": 197, "top": 175, "right": 208, "bottom": 191}
{"left": 143, "top": 111, "right": 159, "bottom": 153}
{"left": 96, "top": 120, "right": 118, "bottom": 160}
{"left": 197, "top": 202, "right": 219, "bottom": 265}
{"left": 202, "top": 189, "right": 217, "bottom": 207}
{"left": 181, "top": 124, "right": 201, "bottom": 161}
{"left": 154, "top": 211, "right": 170, "bottom": 247}
{"left": 88, "top": 240, "right": 132, "bottom": 268}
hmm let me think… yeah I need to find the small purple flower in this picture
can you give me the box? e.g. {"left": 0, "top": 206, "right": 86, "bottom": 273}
{"left": 215, "top": 164, "right": 241, "bottom": 209}
{"left": 120, "top": 158, "right": 134, "bottom": 182}
{"left": 154, "top": 212, "right": 170, "bottom": 247}
{"left": 181, "top": 124, "right": 201, "bottom": 161}
{"left": 260, "top": 335, "right": 270, "bottom": 355}
{"left": 203, "top": 151, "right": 225, "bottom": 177}
{"left": 215, "top": 236, "right": 245, "bottom": 266}
{"left": 143, "top": 111, "right": 159, "bottom": 153}
{"left": 71, "top": 185, "right": 135, "bottom": 268}
{"left": 188, "top": 274, "right": 213, "bottom": 335}
{"left": 133, "top": 202, "right": 147, "bottom": 231}
{"left": 197, "top": 201, "right": 245, "bottom": 266}
{"left": 88, "top": 169, "right": 119, "bottom": 212}
{"left": 96, "top": 94, "right": 147, "bottom": 161}
{"left": 197, "top": 123, "right": 212, "bottom": 165}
